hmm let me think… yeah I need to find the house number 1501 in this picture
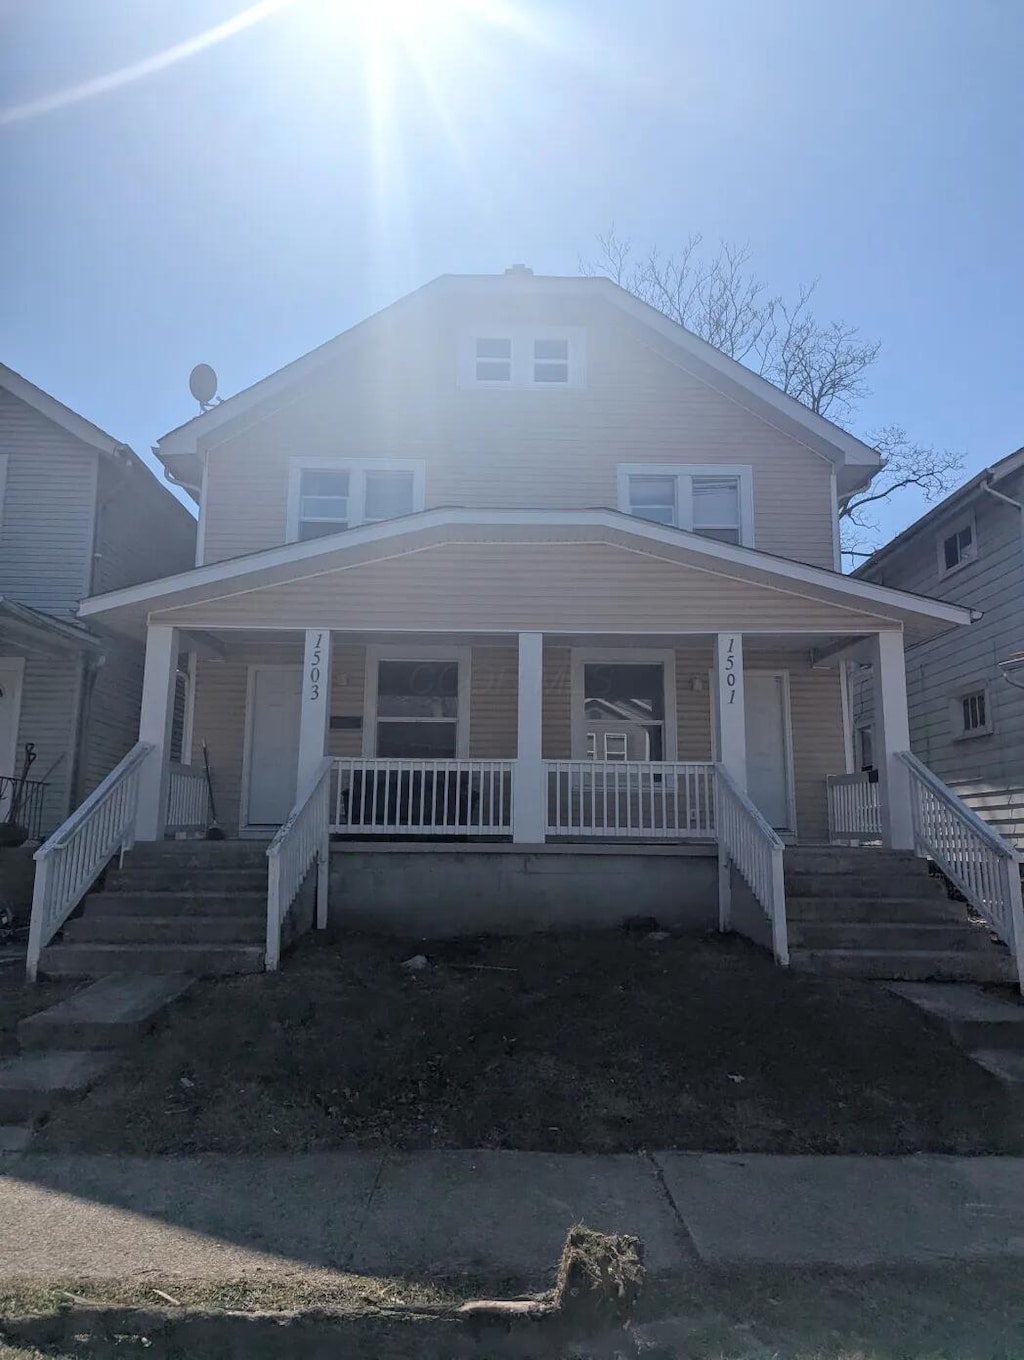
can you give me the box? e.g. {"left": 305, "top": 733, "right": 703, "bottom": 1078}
{"left": 308, "top": 632, "right": 324, "bottom": 701}
{"left": 725, "top": 637, "right": 737, "bottom": 705}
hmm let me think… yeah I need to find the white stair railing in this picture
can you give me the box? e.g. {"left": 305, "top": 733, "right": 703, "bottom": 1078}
{"left": 266, "top": 757, "right": 332, "bottom": 971}
{"left": 900, "top": 750, "right": 1024, "bottom": 992}
{"left": 166, "top": 761, "right": 209, "bottom": 835}
{"left": 826, "top": 771, "right": 881, "bottom": 844}
{"left": 714, "top": 763, "right": 788, "bottom": 965}
{"left": 27, "top": 741, "right": 153, "bottom": 980}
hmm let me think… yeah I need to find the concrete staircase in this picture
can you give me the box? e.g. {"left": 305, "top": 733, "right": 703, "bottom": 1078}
{"left": 786, "top": 846, "right": 1017, "bottom": 983}
{"left": 37, "top": 842, "right": 267, "bottom": 978}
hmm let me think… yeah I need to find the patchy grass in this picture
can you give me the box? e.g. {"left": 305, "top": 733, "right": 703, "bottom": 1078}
{"left": 34, "top": 930, "right": 1024, "bottom": 1155}
{"left": 2, "top": 1263, "right": 1024, "bottom": 1358}
{"left": 0, "top": 963, "right": 80, "bottom": 1057}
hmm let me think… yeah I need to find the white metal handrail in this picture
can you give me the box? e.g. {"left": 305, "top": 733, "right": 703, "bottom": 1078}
{"left": 545, "top": 760, "right": 715, "bottom": 838}
{"left": 715, "top": 763, "right": 788, "bottom": 965}
{"left": 827, "top": 771, "right": 881, "bottom": 844}
{"left": 900, "top": 749, "right": 1024, "bottom": 992}
{"left": 332, "top": 758, "right": 514, "bottom": 836}
{"left": 166, "top": 761, "right": 209, "bottom": 835}
{"left": 266, "top": 758, "right": 332, "bottom": 971}
{"left": 27, "top": 741, "right": 153, "bottom": 980}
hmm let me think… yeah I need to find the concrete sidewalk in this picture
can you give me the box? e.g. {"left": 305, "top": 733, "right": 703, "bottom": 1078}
{"left": 3, "top": 1150, "right": 1024, "bottom": 1280}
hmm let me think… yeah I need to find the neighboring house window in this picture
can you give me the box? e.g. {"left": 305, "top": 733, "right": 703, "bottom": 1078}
{"left": 375, "top": 658, "right": 459, "bottom": 757}
{"left": 952, "top": 685, "right": 993, "bottom": 739}
{"left": 460, "top": 328, "right": 585, "bottom": 388}
{"left": 287, "top": 460, "right": 425, "bottom": 543}
{"left": 583, "top": 662, "right": 665, "bottom": 761}
{"left": 603, "top": 732, "right": 629, "bottom": 761}
{"left": 938, "top": 517, "right": 977, "bottom": 575}
{"left": 855, "top": 723, "right": 874, "bottom": 771}
{"left": 618, "top": 464, "right": 754, "bottom": 547}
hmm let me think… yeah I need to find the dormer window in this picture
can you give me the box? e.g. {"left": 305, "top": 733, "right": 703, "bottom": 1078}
{"left": 460, "top": 328, "right": 585, "bottom": 388}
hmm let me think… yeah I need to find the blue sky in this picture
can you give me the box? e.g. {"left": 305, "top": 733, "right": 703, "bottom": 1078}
{"left": 2, "top": 0, "right": 1020, "bottom": 558}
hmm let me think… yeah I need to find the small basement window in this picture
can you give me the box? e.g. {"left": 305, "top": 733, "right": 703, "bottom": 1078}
{"left": 939, "top": 518, "right": 976, "bottom": 574}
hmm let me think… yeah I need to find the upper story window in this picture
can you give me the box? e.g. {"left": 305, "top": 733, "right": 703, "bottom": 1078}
{"left": 460, "top": 327, "right": 585, "bottom": 389}
{"left": 951, "top": 684, "right": 993, "bottom": 740}
{"left": 287, "top": 459, "right": 425, "bottom": 543}
{"left": 617, "top": 464, "right": 754, "bottom": 547}
{"left": 938, "top": 516, "right": 976, "bottom": 576}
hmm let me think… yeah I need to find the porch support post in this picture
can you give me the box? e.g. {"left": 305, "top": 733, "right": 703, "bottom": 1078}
{"left": 514, "top": 631, "right": 545, "bottom": 844}
{"left": 715, "top": 632, "right": 747, "bottom": 790}
{"left": 135, "top": 624, "right": 179, "bottom": 841}
{"left": 870, "top": 630, "right": 914, "bottom": 850}
{"left": 297, "top": 628, "right": 332, "bottom": 794}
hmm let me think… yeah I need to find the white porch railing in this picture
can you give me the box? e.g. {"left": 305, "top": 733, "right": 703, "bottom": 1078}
{"left": 27, "top": 742, "right": 153, "bottom": 980}
{"left": 715, "top": 763, "right": 788, "bottom": 965}
{"left": 266, "top": 757, "right": 332, "bottom": 971}
{"left": 901, "top": 750, "right": 1024, "bottom": 992}
{"left": 827, "top": 771, "right": 881, "bottom": 844}
{"left": 331, "top": 758, "right": 514, "bottom": 836}
{"left": 545, "top": 761, "right": 715, "bottom": 838}
{"left": 166, "top": 761, "right": 209, "bottom": 835}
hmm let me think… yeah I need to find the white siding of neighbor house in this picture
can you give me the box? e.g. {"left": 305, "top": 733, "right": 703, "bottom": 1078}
{"left": 188, "top": 636, "right": 844, "bottom": 839}
{"left": 851, "top": 469, "right": 1024, "bottom": 848}
{"left": 198, "top": 291, "right": 840, "bottom": 572}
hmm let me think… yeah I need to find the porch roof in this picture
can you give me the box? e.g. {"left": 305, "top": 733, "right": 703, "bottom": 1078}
{"left": 0, "top": 598, "right": 104, "bottom": 654}
{"left": 77, "top": 509, "right": 974, "bottom": 644}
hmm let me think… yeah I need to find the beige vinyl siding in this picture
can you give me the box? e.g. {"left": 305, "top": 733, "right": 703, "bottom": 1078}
{"left": 156, "top": 542, "right": 889, "bottom": 635}
{"left": 469, "top": 647, "right": 518, "bottom": 757}
{"left": 326, "top": 643, "right": 367, "bottom": 759}
{"left": 200, "top": 294, "right": 838, "bottom": 570}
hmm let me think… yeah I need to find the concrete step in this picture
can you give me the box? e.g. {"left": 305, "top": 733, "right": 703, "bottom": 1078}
{"left": 790, "top": 948, "right": 1017, "bottom": 984}
{"left": 888, "top": 983, "right": 1024, "bottom": 1052}
{"left": 85, "top": 891, "right": 265, "bottom": 917}
{"left": 126, "top": 842, "right": 267, "bottom": 865}
{"left": 38, "top": 943, "right": 265, "bottom": 978}
{"left": 785, "top": 895, "right": 967, "bottom": 924}
{"left": 783, "top": 871, "right": 946, "bottom": 899}
{"left": 104, "top": 869, "right": 267, "bottom": 894}
{"left": 0, "top": 1050, "right": 117, "bottom": 1123}
{"left": 784, "top": 848, "right": 921, "bottom": 874}
{"left": 790, "top": 921, "right": 993, "bottom": 952}
{"left": 970, "top": 1049, "right": 1024, "bottom": 1084}
{"left": 18, "top": 974, "right": 195, "bottom": 1051}
{"left": 65, "top": 915, "right": 264, "bottom": 945}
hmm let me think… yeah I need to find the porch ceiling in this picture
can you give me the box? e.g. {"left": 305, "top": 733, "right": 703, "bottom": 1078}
{"left": 77, "top": 509, "right": 974, "bottom": 646}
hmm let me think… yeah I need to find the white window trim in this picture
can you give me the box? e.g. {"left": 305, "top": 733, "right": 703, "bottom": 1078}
{"left": 937, "top": 514, "right": 977, "bottom": 579}
{"left": 950, "top": 681, "right": 994, "bottom": 741}
{"left": 570, "top": 647, "right": 678, "bottom": 761}
{"left": 617, "top": 463, "right": 755, "bottom": 547}
{"left": 0, "top": 655, "right": 26, "bottom": 781}
{"left": 286, "top": 458, "right": 426, "bottom": 544}
{"left": 458, "top": 326, "right": 586, "bottom": 390}
{"left": 363, "top": 644, "right": 471, "bottom": 759}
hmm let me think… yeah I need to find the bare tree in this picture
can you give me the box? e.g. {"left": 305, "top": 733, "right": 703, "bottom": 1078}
{"left": 583, "top": 229, "right": 962, "bottom": 557}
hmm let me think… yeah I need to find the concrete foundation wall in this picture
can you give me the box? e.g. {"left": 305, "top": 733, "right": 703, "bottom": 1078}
{"left": 328, "top": 845, "right": 717, "bottom": 937}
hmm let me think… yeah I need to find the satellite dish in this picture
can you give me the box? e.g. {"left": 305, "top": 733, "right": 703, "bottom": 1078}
{"left": 189, "top": 363, "right": 218, "bottom": 409}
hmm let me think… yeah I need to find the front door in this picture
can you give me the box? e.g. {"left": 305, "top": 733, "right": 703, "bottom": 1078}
{"left": 744, "top": 673, "right": 794, "bottom": 832}
{"left": 245, "top": 667, "right": 302, "bottom": 827}
{"left": 0, "top": 659, "right": 24, "bottom": 820}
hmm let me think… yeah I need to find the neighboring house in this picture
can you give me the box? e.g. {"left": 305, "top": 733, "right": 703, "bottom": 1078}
{"left": 850, "top": 447, "right": 1024, "bottom": 849}
{"left": 0, "top": 366, "right": 196, "bottom": 840}
{"left": 40, "top": 268, "right": 1023, "bottom": 987}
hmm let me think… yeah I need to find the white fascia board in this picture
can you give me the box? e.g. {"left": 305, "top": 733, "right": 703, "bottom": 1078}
{"left": 77, "top": 506, "right": 976, "bottom": 629}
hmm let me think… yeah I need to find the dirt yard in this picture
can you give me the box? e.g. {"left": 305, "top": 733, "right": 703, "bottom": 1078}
{"left": 31, "top": 929, "right": 1024, "bottom": 1156}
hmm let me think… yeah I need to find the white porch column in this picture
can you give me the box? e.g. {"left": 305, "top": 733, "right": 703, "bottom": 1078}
{"left": 715, "top": 632, "right": 747, "bottom": 789}
{"left": 870, "top": 630, "right": 914, "bottom": 850}
{"left": 297, "top": 628, "right": 332, "bottom": 794}
{"left": 514, "top": 631, "right": 545, "bottom": 844}
{"left": 135, "top": 624, "right": 179, "bottom": 841}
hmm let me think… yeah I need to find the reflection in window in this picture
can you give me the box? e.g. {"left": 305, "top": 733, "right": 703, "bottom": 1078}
{"left": 583, "top": 662, "right": 665, "bottom": 761}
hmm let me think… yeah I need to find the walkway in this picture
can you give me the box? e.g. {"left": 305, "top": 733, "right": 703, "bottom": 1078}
{"left": 3, "top": 1150, "right": 1024, "bottom": 1279}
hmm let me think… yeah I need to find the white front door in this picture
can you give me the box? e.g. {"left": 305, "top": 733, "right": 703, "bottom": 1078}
{"left": 744, "top": 673, "right": 794, "bottom": 832}
{"left": 245, "top": 667, "right": 302, "bottom": 826}
{"left": 0, "top": 659, "right": 25, "bottom": 819}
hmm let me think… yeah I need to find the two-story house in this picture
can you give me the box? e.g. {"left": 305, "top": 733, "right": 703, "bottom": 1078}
{"left": 31, "top": 271, "right": 1023, "bottom": 989}
{"left": 0, "top": 366, "right": 195, "bottom": 845}
{"left": 850, "top": 447, "right": 1024, "bottom": 850}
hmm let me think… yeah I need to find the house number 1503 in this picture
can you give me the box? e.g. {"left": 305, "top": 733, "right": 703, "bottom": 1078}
{"left": 308, "top": 632, "right": 324, "bottom": 701}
